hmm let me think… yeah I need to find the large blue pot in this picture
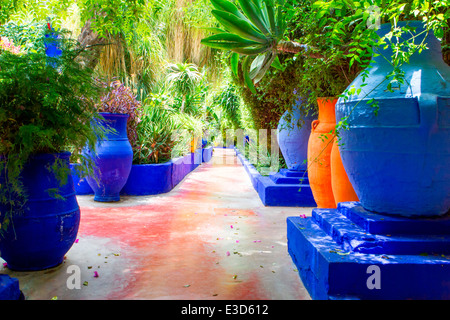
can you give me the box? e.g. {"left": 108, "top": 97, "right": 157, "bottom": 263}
{"left": 335, "top": 21, "right": 450, "bottom": 217}
{"left": 0, "top": 152, "right": 80, "bottom": 271}
{"left": 85, "top": 113, "right": 133, "bottom": 202}
{"left": 277, "top": 103, "right": 317, "bottom": 171}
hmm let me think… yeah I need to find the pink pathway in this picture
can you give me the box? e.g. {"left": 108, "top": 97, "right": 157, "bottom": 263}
{"left": 1, "top": 148, "right": 312, "bottom": 300}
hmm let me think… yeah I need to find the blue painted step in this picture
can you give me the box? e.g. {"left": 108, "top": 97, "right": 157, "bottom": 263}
{"left": 235, "top": 149, "right": 316, "bottom": 207}
{"left": 287, "top": 202, "right": 450, "bottom": 300}
{"left": 312, "top": 208, "right": 450, "bottom": 255}
{"left": 269, "top": 171, "right": 309, "bottom": 185}
{"left": 287, "top": 215, "right": 450, "bottom": 300}
{"left": 338, "top": 202, "right": 450, "bottom": 235}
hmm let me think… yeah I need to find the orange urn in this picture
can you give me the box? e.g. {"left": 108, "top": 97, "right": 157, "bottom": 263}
{"left": 330, "top": 139, "right": 359, "bottom": 206}
{"left": 307, "top": 97, "right": 337, "bottom": 208}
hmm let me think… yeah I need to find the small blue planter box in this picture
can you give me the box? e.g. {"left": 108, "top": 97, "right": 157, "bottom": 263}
{"left": 0, "top": 275, "right": 22, "bottom": 300}
{"left": 121, "top": 162, "right": 173, "bottom": 196}
{"left": 287, "top": 201, "right": 450, "bottom": 300}
{"left": 70, "top": 163, "right": 94, "bottom": 195}
{"left": 202, "top": 146, "right": 213, "bottom": 162}
{"left": 235, "top": 148, "right": 316, "bottom": 207}
{"left": 71, "top": 150, "right": 203, "bottom": 197}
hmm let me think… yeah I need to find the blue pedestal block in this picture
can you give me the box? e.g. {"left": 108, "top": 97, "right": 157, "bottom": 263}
{"left": 0, "top": 275, "right": 23, "bottom": 300}
{"left": 235, "top": 149, "right": 316, "bottom": 207}
{"left": 287, "top": 202, "right": 450, "bottom": 300}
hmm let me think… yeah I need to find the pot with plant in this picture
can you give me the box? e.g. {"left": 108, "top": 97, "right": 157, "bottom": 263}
{"left": 277, "top": 93, "right": 317, "bottom": 172}
{"left": 0, "top": 27, "right": 103, "bottom": 270}
{"left": 84, "top": 80, "right": 140, "bottom": 202}
{"left": 334, "top": 18, "right": 450, "bottom": 217}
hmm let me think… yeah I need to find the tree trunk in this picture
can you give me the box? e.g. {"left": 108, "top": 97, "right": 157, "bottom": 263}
{"left": 76, "top": 18, "right": 106, "bottom": 70}
{"left": 277, "top": 40, "right": 324, "bottom": 59}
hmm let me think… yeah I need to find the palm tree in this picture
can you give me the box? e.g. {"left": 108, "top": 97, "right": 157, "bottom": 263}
{"left": 165, "top": 62, "right": 203, "bottom": 113}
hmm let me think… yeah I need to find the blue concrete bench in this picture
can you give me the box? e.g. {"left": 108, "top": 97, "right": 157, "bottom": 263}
{"left": 71, "top": 149, "right": 203, "bottom": 197}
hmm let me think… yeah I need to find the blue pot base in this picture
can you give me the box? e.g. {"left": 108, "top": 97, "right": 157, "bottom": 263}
{"left": 5, "top": 257, "right": 65, "bottom": 272}
{"left": 94, "top": 195, "right": 121, "bottom": 202}
{"left": 287, "top": 201, "right": 450, "bottom": 299}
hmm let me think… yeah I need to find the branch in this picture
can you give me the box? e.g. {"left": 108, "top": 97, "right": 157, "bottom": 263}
{"left": 277, "top": 40, "right": 325, "bottom": 59}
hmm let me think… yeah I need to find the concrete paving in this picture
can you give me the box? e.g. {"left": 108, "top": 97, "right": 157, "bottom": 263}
{"left": 0, "top": 148, "right": 312, "bottom": 300}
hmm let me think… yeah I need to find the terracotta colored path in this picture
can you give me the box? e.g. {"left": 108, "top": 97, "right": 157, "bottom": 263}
{"left": 1, "top": 148, "right": 312, "bottom": 300}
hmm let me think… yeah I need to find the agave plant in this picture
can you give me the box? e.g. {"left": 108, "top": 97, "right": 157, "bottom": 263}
{"left": 201, "top": 0, "right": 321, "bottom": 93}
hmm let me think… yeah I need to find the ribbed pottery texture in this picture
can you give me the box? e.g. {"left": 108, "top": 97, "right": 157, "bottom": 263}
{"left": 85, "top": 112, "right": 133, "bottom": 202}
{"left": 335, "top": 21, "right": 450, "bottom": 217}
{"left": 278, "top": 103, "right": 317, "bottom": 171}
{"left": 0, "top": 152, "right": 80, "bottom": 271}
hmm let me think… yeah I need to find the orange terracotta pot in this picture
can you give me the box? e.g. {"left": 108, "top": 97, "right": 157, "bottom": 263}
{"left": 307, "top": 97, "right": 337, "bottom": 208}
{"left": 330, "top": 139, "right": 359, "bottom": 206}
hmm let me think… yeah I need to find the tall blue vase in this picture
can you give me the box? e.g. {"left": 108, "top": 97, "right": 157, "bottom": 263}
{"left": 85, "top": 113, "right": 133, "bottom": 202}
{"left": 335, "top": 21, "right": 450, "bottom": 217}
{"left": 277, "top": 104, "right": 317, "bottom": 171}
{"left": 0, "top": 152, "right": 80, "bottom": 271}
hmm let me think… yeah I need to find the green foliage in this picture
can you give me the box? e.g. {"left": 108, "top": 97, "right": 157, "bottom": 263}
{"left": 0, "top": 28, "right": 104, "bottom": 231}
{"left": 78, "top": 0, "right": 147, "bottom": 40}
{"left": 0, "top": 21, "right": 47, "bottom": 51}
{"left": 234, "top": 54, "right": 306, "bottom": 129}
{"left": 133, "top": 95, "right": 182, "bottom": 164}
{"left": 165, "top": 63, "right": 203, "bottom": 98}
{"left": 201, "top": 0, "right": 289, "bottom": 92}
{"left": 212, "top": 82, "right": 242, "bottom": 129}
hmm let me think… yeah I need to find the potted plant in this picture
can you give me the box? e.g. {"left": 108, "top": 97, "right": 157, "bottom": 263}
{"left": 83, "top": 79, "right": 141, "bottom": 202}
{"left": 121, "top": 96, "right": 182, "bottom": 195}
{"left": 0, "top": 27, "right": 103, "bottom": 270}
{"left": 326, "top": 3, "right": 450, "bottom": 217}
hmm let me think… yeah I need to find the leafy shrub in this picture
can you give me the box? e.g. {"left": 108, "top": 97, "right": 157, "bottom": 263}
{"left": 0, "top": 28, "right": 103, "bottom": 232}
{"left": 133, "top": 95, "right": 181, "bottom": 164}
{"left": 97, "top": 79, "right": 142, "bottom": 147}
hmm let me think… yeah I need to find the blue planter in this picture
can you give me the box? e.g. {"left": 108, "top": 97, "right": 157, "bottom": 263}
{"left": 121, "top": 162, "right": 173, "bottom": 196}
{"left": 202, "top": 146, "right": 213, "bottom": 162}
{"left": 44, "top": 29, "right": 62, "bottom": 68}
{"left": 85, "top": 113, "right": 133, "bottom": 202}
{"left": 0, "top": 152, "right": 80, "bottom": 271}
{"left": 70, "top": 163, "right": 94, "bottom": 195}
{"left": 335, "top": 21, "right": 450, "bottom": 217}
{"left": 277, "top": 104, "right": 316, "bottom": 171}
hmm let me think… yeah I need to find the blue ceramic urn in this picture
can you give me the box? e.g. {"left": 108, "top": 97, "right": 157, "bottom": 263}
{"left": 85, "top": 113, "right": 133, "bottom": 202}
{"left": 0, "top": 152, "right": 80, "bottom": 270}
{"left": 335, "top": 21, "right": 450, "bottom": 217}
{"left": 277, "top": 101, "right": 317, "bottom": 171}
